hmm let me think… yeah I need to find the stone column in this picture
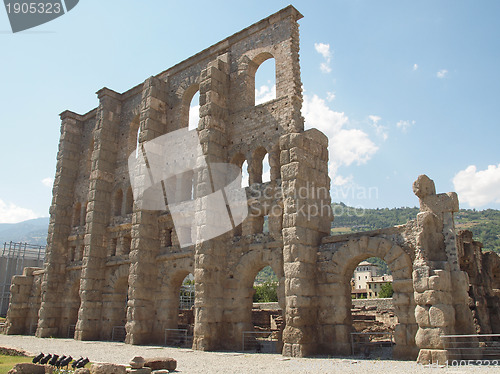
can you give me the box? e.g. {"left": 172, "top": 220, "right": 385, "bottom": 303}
{"left": 280, "top": 129, "right": 332, "bottom": 357}
{"left": 126, "top": 76, "right": 167, "bottom": 344}
{"left": 5, "top": 268, "right": 39, "bottom": 334}
{"left": 75, "top": 88, "right": 121, "bottom": 340}
{"left": 192, "top": 54, "right": 231, "bottom": 351}
{"left": 36, "top": 111, "right": 82, "bottom": 337}
{"left": 412, "top": 175, "right": 475, "bottom": 364}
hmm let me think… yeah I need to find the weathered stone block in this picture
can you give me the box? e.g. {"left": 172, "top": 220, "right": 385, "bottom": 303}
{"left": 90, "top": 364, "right": 127, "bottom": 374}
{"left": 415, "top": 327, "right": 444, "bottom": 349}
{"left": 143, "top": 358, "right": 177, "bottom": 372}
{"left": 429, "top": 304, "right": 454, "bottom": 327}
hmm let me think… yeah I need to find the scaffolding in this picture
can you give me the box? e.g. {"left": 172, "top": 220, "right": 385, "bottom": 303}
{"left": 0, "top": 242, "right": 45, "bottom": 316}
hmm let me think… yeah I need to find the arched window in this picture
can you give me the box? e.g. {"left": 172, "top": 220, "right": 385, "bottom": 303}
{"left": 127, "top": 114, "right": 141, "bottom": 157}
{"left": 125, "top": 187, "right": 133, "bottom": 214}
{"left": 73, "top": 203, "right": 81, "bottom": 227}
{"left": 230, "top": 153, "right": 248, "bottom": 189}
{"left": 241, "top": 160, "right": 249, "bottom": 188}
{"left": 114, "top": 189, "right": 123, "bottom": 216}
{"left": 181, "top": 84, "right": 200, "bottom": 131}
{"left": 249, "top": 147, "right": 267, "bottom": 184}
{"left": 188, "top": 91, "right": 200, "bottom": 131}
{"left": 262, "top": 153, "right": 271, "bottom": 183}
{"left": 254, "top": 57, "right": 276, "bottom": 105}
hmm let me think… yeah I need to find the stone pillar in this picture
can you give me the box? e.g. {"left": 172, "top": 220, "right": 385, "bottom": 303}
{"left": 275, "top": 7, "right": 303, "bottom": 133}
{"left": 4, "top": 267, "right": 39, "bottom": 334}
{"left": 280, "top": 129, "right": 332, "bottom": 357}
{"left": 192, "top": 54, "right": 231, "bottom": 351}
{"left": 36, "top": 111, "right": 82, "bottom": 338}
{"left": 75, "top": 88, "right": 121, "bottom": 340}
{"left": 411, "top": 175, "right": 475, "bottom": 364}
{"left": 126, "top": 76, "right": 167, "bottom": 345}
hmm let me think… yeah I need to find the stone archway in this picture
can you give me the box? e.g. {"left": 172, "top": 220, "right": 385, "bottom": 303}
{"left": 153, "top": 257, "right": 194, "bottom": 345}
{"left": 316, "top": 236, "right": 418, "bottom": 359}
{"left": 60, "top": 270, "right": 81, "bottom": 338}
{"left": 224, "top": 247, "right": 285, "bottom": 350}
{"left": 101, "top": 265, "right": 129, "bottom": 341}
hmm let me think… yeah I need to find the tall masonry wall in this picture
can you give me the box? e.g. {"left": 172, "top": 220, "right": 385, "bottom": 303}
{"left": 4, "top": 5, "right": 498, "bottom": 363}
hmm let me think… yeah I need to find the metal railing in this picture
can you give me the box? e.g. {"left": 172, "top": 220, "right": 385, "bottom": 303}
{"left": 67, "top": 324, "right": 76, "bottom": 338}
{"left": 111, "top": 326, "right": 126, "bottom": 342}
{"left": 442, "top": 334, "right": 500, "bottom": 360}
{"left": 350, "top": 332, "right": 394, "bottom": 355}
{"left": 241, "top": 331, "right": 278, "bottom": 353}
{"left": 164, "top": 328, "right": 192, "bottom": 348}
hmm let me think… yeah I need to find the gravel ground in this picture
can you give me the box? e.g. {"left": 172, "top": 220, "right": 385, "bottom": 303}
{"left": 0, "top": 335, "right": 498, "bottom": 373}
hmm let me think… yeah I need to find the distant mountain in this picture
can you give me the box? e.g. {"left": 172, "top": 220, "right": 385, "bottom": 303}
{"left": 0, "top": 217, "right": 49, "bottom": 247}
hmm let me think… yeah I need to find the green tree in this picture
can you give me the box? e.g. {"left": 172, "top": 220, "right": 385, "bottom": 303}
{"left": 253, "top": 280, "right": 278, "bottom": 302}
{"left": 379, "top": 282, "right": 393, "bottom": 298}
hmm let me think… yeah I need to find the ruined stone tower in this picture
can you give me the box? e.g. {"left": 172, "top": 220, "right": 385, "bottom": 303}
{"left": 4, "top": 6, "right": 498, "bottom": 363}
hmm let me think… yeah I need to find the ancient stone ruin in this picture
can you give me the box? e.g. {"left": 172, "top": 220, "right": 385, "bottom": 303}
{"left": 3, "top": 6, "right": 499, "bottom": 363}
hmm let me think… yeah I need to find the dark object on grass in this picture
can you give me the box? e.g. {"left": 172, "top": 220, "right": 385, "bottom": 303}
{"left": 32, "top": 353, "right": 44, "bottom": 363}
{"left": 55, "top": 355, "right": 66, "bottom": 367}
{"left": 72, "top": 357, "right": 84, "bottom": 368}
{"left": 60, "top": 355, "right": 73, "bottom": 368}
{"left": 48, "top": 354, "right": 59, "bottom": 366}
{"left": 39, "top": 354, "right": 52, "bottom": 364}
{"left": 76, "top": 357, "right": 89, "bottom": 368}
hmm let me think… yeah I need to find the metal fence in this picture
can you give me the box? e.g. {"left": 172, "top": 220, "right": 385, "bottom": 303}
{"left": 67, "top": 324, "right": 76, "bottom": 338}
{"left": 0, "top": 242, "right": 45, "bottom": 316}
{"left": 164, "top": 328, "right": 193, "bottom": 348}
{"left": 242, "top": 331, "right": 279, "bottom": 353}
{"left": 350, "top": 332, "right": 394, "bottom": 355}
{"left": 179, "top": 285, "right": 194, "bottom": 310}
{"left": 442, "top": 334, "right": 500, "bottom": 361}
{"left": 111, "top": 326, "right": 126, "bottom": 342}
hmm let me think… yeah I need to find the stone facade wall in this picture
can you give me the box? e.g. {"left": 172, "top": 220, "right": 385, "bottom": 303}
{"left": 3, "top": 5, "right": 491, "bottom": 364}
{"left": 352, "top": 298, "right": 393, "bottom": 310}
{"left": 457, "top": 230, "right": 500, "bottom": 334}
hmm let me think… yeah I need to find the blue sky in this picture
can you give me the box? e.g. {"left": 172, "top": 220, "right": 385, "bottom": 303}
{"left": 1, "top": 0, "right": 499, "bottom": 223}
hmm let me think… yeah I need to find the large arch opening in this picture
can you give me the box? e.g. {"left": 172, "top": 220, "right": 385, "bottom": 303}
{"left": 317, "top": 237, "right": 418, "bottom": 360}
{"left": 102, "top": 272, "right": 128, "bottom": 342}
{"left": 233, "top": 249, "right": 284, "bottom": 354}
{"left": 60, "top": 275, "right": 81, "bottom": 338}
{"left": 161, "top": 271, "right": 195, "bottom": 348}
{"left": 349, "top": 257, "right": 395, "bottom": 359}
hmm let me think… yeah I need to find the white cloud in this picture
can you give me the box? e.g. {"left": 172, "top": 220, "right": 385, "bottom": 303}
{"left": 41, "top": 177, "right": 53, "bottom": 188}
{"left": 396, "top": 119, "right": 415, "bottom": 132}
{"left": 436, "top": 69, "right": 448, "bottom": 78}
{"left": 255, "top": 84, "right": 276, "bottom": 105}
{"left": 453, "top": 164, "right": 500, "bottom": 207}
{"left": 314, "top": 42, "right": 332, "bottom": 74}
{"left": 413, "top": 64, "right": 419, "bottom": 71}
{"left": 369, "top": 115, "right": 388, "bottom": 141}
{"left": 368, "top": 115, "right": 381, "bottom": 125}
{"left": 0, "top": 199, "right": 38, "bottom": 223}
{"left": 303, "top": 94, "right": 379, "bottom": 185}
{"left": 326, "top": 91, "right": 336, "bottom": 102}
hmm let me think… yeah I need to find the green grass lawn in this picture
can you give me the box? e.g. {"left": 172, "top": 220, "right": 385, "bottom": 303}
{"left": 0, "top": 354, "right": 32, "bottom": 374}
